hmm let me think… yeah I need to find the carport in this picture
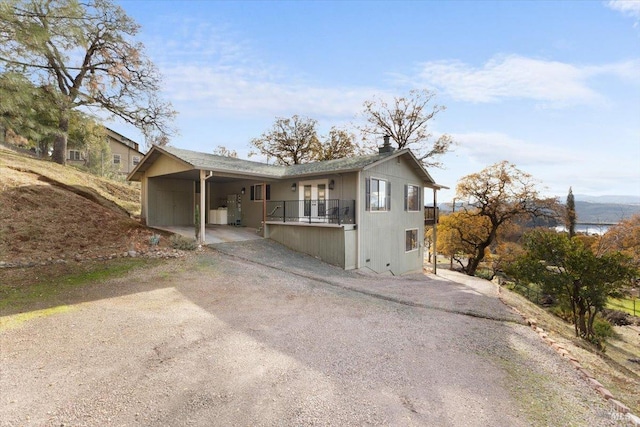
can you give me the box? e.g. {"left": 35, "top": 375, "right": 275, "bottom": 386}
{"left": 153, "top": 224, "right": 262, "bottom": 245}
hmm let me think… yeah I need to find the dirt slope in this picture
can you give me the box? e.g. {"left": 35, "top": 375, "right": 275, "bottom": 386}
{"left": 0, "top": 145, "right": 161, "bottom": 264}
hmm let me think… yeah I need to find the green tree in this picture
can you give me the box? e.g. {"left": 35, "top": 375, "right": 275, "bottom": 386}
{"left": 0, "top": 71, "right": 58, "bottom": 147}
{"left": 565, "top": 187, "right": 577, "bottom": 238}
{"left": 358, "top": 89, "right": 454, "bottom": 167}
{"left": 0, "top": 0, "right": 176, "bottom": 165}
{"left": 66, "top": 113, "right": 121, "bottom": 178}
{"left": 455, "top": 161, "right": 558, "bottom": 276}
{"left": 507, "top": 230, "right": 635, "bottom": 342}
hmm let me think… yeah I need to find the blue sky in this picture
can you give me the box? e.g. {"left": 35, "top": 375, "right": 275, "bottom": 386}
{"left": 111, "top": 0, "right": 640, "bottom": 202}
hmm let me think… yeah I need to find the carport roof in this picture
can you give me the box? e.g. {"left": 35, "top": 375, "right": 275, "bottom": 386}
{"left": 128, "top": 145, "right": 443, "bottom": 187}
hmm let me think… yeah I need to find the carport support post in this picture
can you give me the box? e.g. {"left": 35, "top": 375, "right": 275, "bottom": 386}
{"left": 199, "top": 170, "right": 206, "bottom": 244}
{"left": 432, "top": 187, "right": 437, "bottom": 275}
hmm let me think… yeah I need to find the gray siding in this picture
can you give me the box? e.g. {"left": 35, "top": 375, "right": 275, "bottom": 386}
{"left": 267, "top": 224, "right": 349, "bottom": 268}
{"left": 148, "top": 177, "right": 194, "bottom": 226}
{"left": 360, "top": 156, "right": 425, "bottom": 274}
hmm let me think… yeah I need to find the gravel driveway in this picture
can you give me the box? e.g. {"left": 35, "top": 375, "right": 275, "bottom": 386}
{"left": 0, "top": 241, "right": 620, "bottom": 426}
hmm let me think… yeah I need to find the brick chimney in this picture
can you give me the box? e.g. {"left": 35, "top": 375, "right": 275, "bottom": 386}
{"left": 378, "top": 135, "right": 394, "bottom": 154}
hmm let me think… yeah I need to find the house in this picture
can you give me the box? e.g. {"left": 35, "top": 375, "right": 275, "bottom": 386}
{"left": 128, "top": 138, "right": 445, "bottom": 275}
{"left": 68, "top": 127, "right": 144, "bottom": 175}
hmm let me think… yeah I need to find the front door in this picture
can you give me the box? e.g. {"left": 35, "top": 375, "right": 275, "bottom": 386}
{"left": 299, "top": 180, "right": 328, "bottom": 221}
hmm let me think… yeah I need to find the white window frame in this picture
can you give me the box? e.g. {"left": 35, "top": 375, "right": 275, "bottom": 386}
{"left": 113, "top": 154, "right": 121, "bottom": 165}
{"left": 405, "top": 228, "right": 419, "bottom": 252}
{"left": 132, "top": 155, "right": 140, "bottom": 166}
{"left": 367, "top": 177, "right": 391, "bottom": 212}
{"left": 405, "top": 184, "right": 421, "bottom": 212}
{"left": 68, "top": 150, "right": 82, "bottom": 161}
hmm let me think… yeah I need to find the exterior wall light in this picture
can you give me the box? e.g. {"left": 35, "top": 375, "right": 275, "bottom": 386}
{"left": 329, "top": 179, "right": 335, "bottom": 190}
{"left": 291, "top": 183, "right": 297, "bottom": 192}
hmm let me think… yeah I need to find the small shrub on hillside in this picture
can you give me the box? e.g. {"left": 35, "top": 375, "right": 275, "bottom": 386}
{"left": 474, "top": 268, "right": 494, "bottom": 281}
{"left": 169, "top": 235, "right": 197, "bottom": 251}
{"left": 149, "top": 234, "right": 161, "bottom": 247}
{"left": 589, "top": 317, "right": 616, "bottom": 351}
{"left": 593, "top": 317, "right": 615, "bottom": 339}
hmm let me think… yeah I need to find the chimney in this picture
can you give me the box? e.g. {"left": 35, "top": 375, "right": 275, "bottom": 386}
{"left": 378, "top": 135, "right": 394, "bottom": 154}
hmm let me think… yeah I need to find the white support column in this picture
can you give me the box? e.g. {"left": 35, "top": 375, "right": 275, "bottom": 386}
{"left": 200, "top": 170, "right": 206, "bottom": 244}
{"left": 356, "top": 171, "right": 361, "bottom": 269}
{"left": 432, "top": 187, "right": 438, "bottom": 275}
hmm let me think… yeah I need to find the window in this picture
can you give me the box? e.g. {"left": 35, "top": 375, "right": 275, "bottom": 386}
{"left": 405, "top": 185, "right": 421, "bottom": 211}
{"left": 68, "top": 150, "right": 82, "bottom": 161}
{"left": 366, "top": 178, "right": 391, "bottom": 211}
{"left": 250, "top": 184, "right": 270, "bottom": 201}
{"left": 132, "top": 156, "right": 140, "bottom": 166}
{"left": 113, "top": 154, "right": 121, "bottom": 164}
{"left": 405, "top": 229, "right": 419, "bottom": 252}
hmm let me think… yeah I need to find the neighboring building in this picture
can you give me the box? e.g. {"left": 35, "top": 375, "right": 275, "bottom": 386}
{"left": 128, "top": 140, "right": 445, "bottom": 275}
{"left": 67, "top": 127, "right": 144, "bottom": 175}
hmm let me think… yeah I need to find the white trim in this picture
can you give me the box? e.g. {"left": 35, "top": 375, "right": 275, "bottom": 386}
{"left": 405, "top": 183, "right": 422, "bottom": 212}
{"left": 368, "top": 176, "right": 389, "bottom": 212}
{"left": 405, "top": 228, "right": 419, "bottom": 253}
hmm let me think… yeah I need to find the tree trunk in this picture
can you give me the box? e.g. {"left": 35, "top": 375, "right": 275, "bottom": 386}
{"left": 576, "top": 298, "right": 588, "bottom": 338}
{"left": 51, "top": 115, "right": 69, "bottom": 165}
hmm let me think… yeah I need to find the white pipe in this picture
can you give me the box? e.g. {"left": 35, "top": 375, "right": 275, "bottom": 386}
{"left": 356, "top": 170, "right": 361, "bottom": 269}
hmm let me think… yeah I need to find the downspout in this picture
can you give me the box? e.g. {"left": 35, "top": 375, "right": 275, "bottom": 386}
{"left": 356, "top": 171, "right": 361, "bottom": 269}
{"left": 432, "top": 187, "right": 438, "bottom": 275}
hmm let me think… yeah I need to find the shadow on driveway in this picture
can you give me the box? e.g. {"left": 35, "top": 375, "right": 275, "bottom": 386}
{"left": 211, "top": 239, "right": 523, "bottom": 324}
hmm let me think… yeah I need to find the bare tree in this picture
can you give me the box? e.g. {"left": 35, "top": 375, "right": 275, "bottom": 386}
{"left": 0, "top": 0, "right": 176, "bottom": 165}
{"left": 212, "top": 145, "right": 238, "bottom": 158}
{"left": 314, "top": 127, "right": 361, "bottom": 161}
{"left": 358, "top": 89, "right": 454, "bottom": 167}
{"left": 250, "top": 115, "right": 320, "bottom": 165}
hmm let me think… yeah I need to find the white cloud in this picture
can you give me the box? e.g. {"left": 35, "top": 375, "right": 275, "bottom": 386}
{"left": 411, "top": 55, "right": 639, "bottom": 107}
{"left": 162, "top": 65, "right": 377, "bottom": 119}
{"left": 606, "top": 0, "right": 640, "bottom": 18}
{"left": 450, "top": 132, "right": 575, "bottom": 167}
{"left": 142, "top": 18, "right": 380, "bottom": 120}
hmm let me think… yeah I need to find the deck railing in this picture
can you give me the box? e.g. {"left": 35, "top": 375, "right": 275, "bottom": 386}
{"left": 266, "top": 199, "right": 355, "bottom": 225}
{"left": 424, "top": 206, "right": 439, "bottom": 225}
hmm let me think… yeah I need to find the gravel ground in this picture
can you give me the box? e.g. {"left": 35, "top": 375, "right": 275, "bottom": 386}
{"left": 0, "top": 241, "right": 623, "bottom": 426}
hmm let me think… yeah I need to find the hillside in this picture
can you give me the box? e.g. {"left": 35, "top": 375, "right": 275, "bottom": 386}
{"left": 574, "top": 201, "right": 640, "bottom": 223}
{"left": 0, "top": 145, "right": 163, "bottom": 264}
{"left": 438, "top": 199, "right": 640, "bottom": 224}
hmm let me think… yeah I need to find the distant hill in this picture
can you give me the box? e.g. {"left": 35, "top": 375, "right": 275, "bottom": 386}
{"left": 574, "top": 194, "right": 640, "bottom": 205}
{"left": 574, "top": 201, "right": 640, "bottom": 224}
{"left": 437, "top": 196, "right": 640, "bottom": 224}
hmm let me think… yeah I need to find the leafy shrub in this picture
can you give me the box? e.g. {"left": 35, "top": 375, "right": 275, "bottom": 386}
{"left": 474, "top": 268, "right": 494, "bottom": 281}
{"left": 149, "top": 234, "right": 161, "bottom": 246}
{"left": 169, "top": 234, "right": 198, "bottom": 251}
{"left": 587, "top": 317, "right": 615, "bottom": 351}
{"left": 593, "top": 317, "right": 614, "bottom": 339}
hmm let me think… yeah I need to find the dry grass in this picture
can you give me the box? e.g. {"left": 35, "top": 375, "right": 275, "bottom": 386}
{"left": 0, "top": 145, "right": 169, "bottom": 276}
{"left": 499, "top": 286, "right": 640, "bottom": 414}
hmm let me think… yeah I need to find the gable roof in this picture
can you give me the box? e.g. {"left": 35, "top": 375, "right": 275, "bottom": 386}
{"left": 105, "top": 127, "right": 144, "bottom": 155}
{"left": 128, "top": 145, "right": 443, "bottom": 188}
